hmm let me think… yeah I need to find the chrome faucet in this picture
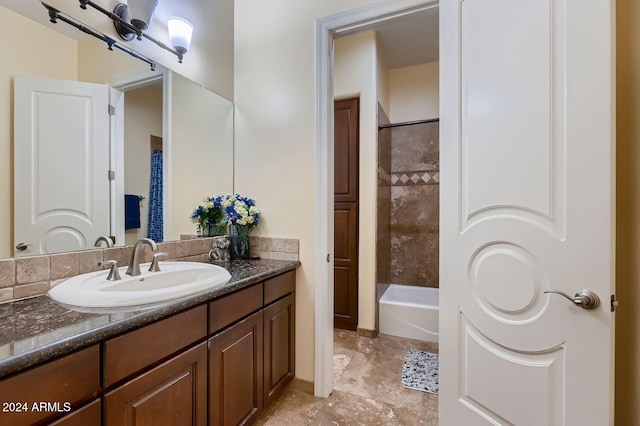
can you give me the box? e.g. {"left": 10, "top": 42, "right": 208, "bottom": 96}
{"left": 94, "top": 236, "right": 114, "bottom": 248}
{"left": 99, "top": 260, "right": 121, "bottom": 281}
{"left": 126, "top": 238, "right": 158, "bottom": 276}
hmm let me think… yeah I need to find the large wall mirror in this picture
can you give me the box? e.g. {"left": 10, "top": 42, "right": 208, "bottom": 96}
{"left": 0, "top": 2, "right": 234, "bottom": 258}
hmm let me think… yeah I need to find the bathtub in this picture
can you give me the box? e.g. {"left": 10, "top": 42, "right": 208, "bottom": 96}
{"left": 379, "top": 284, "right": 439, "bottom": 343}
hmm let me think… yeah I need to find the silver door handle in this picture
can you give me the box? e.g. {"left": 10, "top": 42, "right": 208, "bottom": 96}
{"left": 544, "top": 289, "right": 600, "bottom": 309}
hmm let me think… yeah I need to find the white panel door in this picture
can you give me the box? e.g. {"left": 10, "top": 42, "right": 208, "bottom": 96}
{"left": 440, "top": 0, "right": 615, "bottom": 425}
{"left": 14, "top": 75, "right": 110, "bottom": 256}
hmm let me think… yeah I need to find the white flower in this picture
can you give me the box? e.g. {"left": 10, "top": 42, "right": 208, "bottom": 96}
{"left": 246, "top": 216, "right": 254, "bottom": 224}
{"left": 237, "top": 218, "right": 247, "bottom": 225}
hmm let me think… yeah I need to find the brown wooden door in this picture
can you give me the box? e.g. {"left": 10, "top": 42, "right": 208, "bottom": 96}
{"left": 263, "top": 293, "right": 295, "bottom": 405}
{"left": 209, "top": 311, "right": 264, "bottom": 426}
{"left": 334, "top": 98, "right": 359, "bottom": 330}
{"left": 104, "top": 342, "right": 207, "bottom": 426}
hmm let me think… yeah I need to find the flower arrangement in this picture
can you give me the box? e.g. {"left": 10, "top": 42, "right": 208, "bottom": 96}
{"left": 222, "top": 194, "right": 260, "bottom": 260}
{"left": 190, "top": 196, "right": 226, "bottom": 236}
{"left": 222, "top": 194, "right": 260, "bottom": 227}
{"left": 190, "top": 194, "right": 260, "bottom": 238}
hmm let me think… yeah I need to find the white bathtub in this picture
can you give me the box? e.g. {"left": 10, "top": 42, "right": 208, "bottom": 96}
{"left": 379, "top": 284, "right": 439, "bottom": 343}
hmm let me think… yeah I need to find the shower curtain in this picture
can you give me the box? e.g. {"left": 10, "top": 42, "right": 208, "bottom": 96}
{"left": 147, "top": 150, "right": 163, "bottom": 242}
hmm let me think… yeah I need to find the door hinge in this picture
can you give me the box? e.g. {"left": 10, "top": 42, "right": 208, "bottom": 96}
{"left": 108, "top": 170, "right": 116, "bottom": 181}
{"left": 108, "top": 105, "right": 116, "bottom": 116}
{"left": 611, "top": 295, "right": 619, "bottom": 312}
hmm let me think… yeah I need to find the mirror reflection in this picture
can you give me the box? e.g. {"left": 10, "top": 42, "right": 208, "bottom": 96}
{"left": 0, "top": 3, "right": 234, "bottom": 259}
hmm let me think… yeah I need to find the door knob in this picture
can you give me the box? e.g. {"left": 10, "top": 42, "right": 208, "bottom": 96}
{"left": 15, "top": 242, "right": 31, "bottom": 251}
{"left": 544, "top": 289, "right": 600, "bottom": 309}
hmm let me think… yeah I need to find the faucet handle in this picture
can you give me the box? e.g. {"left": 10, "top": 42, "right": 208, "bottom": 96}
{"left": 99, "top": 260, "right": 121, "bottom": 281}
{"left": 149, "top": 252, "right": 168, "bottom": 272}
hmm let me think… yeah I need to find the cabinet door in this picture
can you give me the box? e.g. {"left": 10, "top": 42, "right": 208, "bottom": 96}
{"left": 0, "top": 345, "right": 100, "bottom": 426}
{"left": 209, "top": 310, "right": 263, "bottom": 426}
{"left": 263, "top": 293, "right": 295, "bottom": 406}
{"left": 48, "top": 400, "right": 101, "bottom": 426}
{"left": 104, "top": 342, "right": 207, "bottom": 426}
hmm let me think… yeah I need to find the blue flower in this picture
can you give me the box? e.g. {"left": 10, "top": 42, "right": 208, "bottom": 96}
{"left": 190, "top": 196, "right": 225, "bottom": 227}
{"left": 221, "top": 194, "right": 260, "bottom": 227}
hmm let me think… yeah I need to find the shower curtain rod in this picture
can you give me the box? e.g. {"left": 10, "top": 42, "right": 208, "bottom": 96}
{"left": 378, "top": 118, "right": 439, "bottom": 130}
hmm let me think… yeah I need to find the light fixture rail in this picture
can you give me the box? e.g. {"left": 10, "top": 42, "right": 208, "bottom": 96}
{"left": 78, "top": 0, "right": 186, "bottom": 63}
{"left": 44, "top": 3, "right": 157, "bottom": 70}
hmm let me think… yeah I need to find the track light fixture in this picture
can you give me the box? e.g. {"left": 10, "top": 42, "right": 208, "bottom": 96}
{"left": 78, "top": 0, "right": 194, "bottom": 63}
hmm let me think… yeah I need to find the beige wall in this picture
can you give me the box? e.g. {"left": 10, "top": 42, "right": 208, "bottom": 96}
{"left": 389, "top": 61, "right": 439, "bottom": 123}
{"left": 123, "top": 85, "right": 163, "bottom": 245}
{"left": 376, "top": 40, "right": 390, "bottom": 118}
{"left": 77, "top": 36, "right": 147, "bottom": 84}
{"left": 234, "top": 0, "right": 376, "bottom": 381}
{"left": 334, "top": 31, "right": 379, "bottom": 332}
{"left": 168, "top": 72, "right": 234, "bottom": 240}
{"left": 0, "top": 7, "right": 78, "bottom": 258}
{"left": 615, "top": 0, "right": 640, "bottom": 423}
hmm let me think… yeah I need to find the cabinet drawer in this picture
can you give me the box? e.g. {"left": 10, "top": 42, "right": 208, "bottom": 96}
{"left": 264, "top": 271, "right": 295, "bottom": 305}
{"left": 209, "top": 283, "right": 263, "bottom": 333}
{"left": 103, "top": 305, "right": 207, "bottom": 387}
{"left": 0, "top": 345, "right": 100, "bottom": 426}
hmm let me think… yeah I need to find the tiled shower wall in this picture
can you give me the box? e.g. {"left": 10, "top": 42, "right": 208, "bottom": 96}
{"left": 376, "top": 105, "right": 392, "bottom": 292}
{"left": 378, "top": 120, "right": 439, "bottom": 288}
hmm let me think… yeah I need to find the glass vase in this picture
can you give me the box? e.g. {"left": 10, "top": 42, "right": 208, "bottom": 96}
{"left": 229, "top": 224, "right": 251, "bottom": 260}
{"left": 200, "top": 222, "right": 226, "bottom": 237}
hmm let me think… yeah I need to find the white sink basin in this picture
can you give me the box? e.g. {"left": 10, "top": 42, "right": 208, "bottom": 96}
{"left": 48, "top": 262, "right": 231, "bottom": 308}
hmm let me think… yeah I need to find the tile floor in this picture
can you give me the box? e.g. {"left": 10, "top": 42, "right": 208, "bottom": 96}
{"left": 254, "top": 329, "right": 439, "bottom": 425}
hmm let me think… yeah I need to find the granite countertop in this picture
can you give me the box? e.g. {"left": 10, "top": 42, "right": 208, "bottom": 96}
{"left": 0, "top": 258, "right": 300, "bottom": 380}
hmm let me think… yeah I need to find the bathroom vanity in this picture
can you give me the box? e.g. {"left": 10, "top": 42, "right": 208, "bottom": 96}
{"left": 0, "top": 259, "right": 298, "bottom": 425}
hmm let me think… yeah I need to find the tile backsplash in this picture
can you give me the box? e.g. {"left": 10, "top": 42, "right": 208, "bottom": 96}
{"left": 0, "top": 236, "right": 299, "bottom": 304}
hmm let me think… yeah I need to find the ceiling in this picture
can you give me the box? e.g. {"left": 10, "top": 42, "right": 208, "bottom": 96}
{"left": 4, "top": 1, "right": 439, "bottom": 75}
{"left": 349, "top": 7, "right": 440, "bottom": 69}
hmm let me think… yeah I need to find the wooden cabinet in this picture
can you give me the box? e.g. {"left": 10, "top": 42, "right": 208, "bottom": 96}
{"left": 104, "top": 342, "right": 208, "bottom": 426}
{"left": 103, "top": 305, "right": 207, "bottom": 387}
{"left": 0, "top": 345, "right": 100, "bottom": 426}
{"left": 103, "top": 306, "right": 208, "bottom": 426}
{"left": 208, "top": 271, "right": 296, "bottom": 425}
{"left": 209, "top": 311, "right": 264, "bottom": 426}
{"left": 0, "top": 269, "right": 297, "bottom": 426}
{"left": 49, "top": 400, "right": 101, "bottom": 426}
{"left": 264, "top": 270, "right": 295, "bottom": 305}
{"left": 209, "top": 283, "right": 263, "bottom": 333}
{"left": 263, "top": 293, "right": 295, "bottom": 406}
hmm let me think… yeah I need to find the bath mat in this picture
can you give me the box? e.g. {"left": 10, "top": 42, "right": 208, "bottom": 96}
{"left": 401, "top": 348, "right": 439, "bottom": 394}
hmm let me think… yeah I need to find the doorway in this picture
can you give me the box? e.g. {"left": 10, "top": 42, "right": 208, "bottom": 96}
{"left": 108, "top": 68, "right": 167, "bottom": 246}
{"left": 315, "top": 0, "right": 440, "bottom": 398}
{"left": 120, "top": 83, "right": 164, "bottom": 246}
